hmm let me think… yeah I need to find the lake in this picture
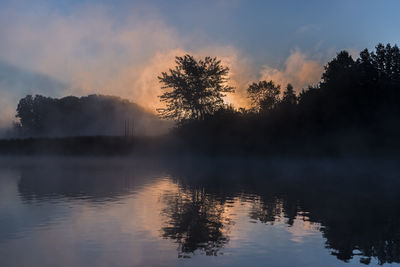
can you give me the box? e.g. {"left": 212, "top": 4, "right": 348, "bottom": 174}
{"left": 0, "top": 157, "right": 399, "bottom": 266}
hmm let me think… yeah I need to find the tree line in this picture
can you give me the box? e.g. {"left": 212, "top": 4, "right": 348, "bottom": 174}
{"left": 158, "top": 43, "right": 400, "bottom": 155}
{"left": 14, "top": 94, "right": 170, "bottom": 137}
{"left": 11, "top": 43, "right": 400, "bottom": 155}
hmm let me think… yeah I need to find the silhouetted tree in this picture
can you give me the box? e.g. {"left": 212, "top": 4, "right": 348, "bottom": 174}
{"left": 16, "top": 94, "right": 36, "bottom": 135}
{"left": 281, "top": 83, "right": 297, "bottom": 105}
{"left": 247, "top": 80, "right": 281, "bottom": 112}
{"left": 10, "top": 42, "right": 400, "bottom": 156}
{"left": 321, "top": 51, "right": 355, "bottom": 85}
{"left": 157, "top": 54, "right": 234, "bottom": 122}
{"left": 16, "top": 95, "right": 56, "bottom": 136}
{"left": 165, "top": 43, "right": 399, "bottom": 155}
{"left": 15, "top": 94, "right": 169, "bottom": 137}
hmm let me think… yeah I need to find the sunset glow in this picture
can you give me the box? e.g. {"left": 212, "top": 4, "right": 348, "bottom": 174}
{"left": 1, "top": 1, "right": 400, "bottom": 267}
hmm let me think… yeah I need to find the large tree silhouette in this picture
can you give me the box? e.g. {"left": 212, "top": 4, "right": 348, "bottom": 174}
{"left": 157, "top": 54, "right": 234, "bottom": 122}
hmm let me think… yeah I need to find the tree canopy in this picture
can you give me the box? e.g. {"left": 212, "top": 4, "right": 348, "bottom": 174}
{"left": 157, "top": 54, "right": 234, "bottom": 122}
{"left": 281, "top": 83, "right": 297, "bottom": 106}
{"left": 247, "top": 80, "right": 281, "bottom": 112}
{"left": 167, "top": 43, "right": 400, "bottom": 155}
{"left": 8, "top": 42, "right": 400, "bottom": 155}
{"left": 15, "top": 94, "right": 170, "bottom": 137}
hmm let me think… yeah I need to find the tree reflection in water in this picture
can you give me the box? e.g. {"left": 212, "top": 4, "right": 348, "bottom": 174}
{"left": 161, "top": 187, "right": 231, "bottom": 257}
{"left": 9, "top": 157, "right": 400, "bottom": 265}
{"left": 161, "top": 158, "right": 400, "bottom": 264}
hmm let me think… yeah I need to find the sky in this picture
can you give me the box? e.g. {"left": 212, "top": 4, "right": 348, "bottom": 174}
{"left": 0, "top": 0, "right": 399, "bottom": 128}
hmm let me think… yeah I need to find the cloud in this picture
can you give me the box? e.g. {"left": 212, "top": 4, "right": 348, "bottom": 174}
{"left": 260, "top": 49, "right": 324, "bottom": 92}
{"left": 0, "top": 3, "right": 180, "bottom": 99}
{"left": 177, "top": 45, "right": 256, "bottom": 108}
{"left": 0, "top": 1, "right": 329, "bottom": 130}
{"left": 128, "top": 45, "right": 256, "bottom": 110}
{"left": 0, "top": 1, "right": 255, "bottom": 129}
{"left": 296, "top": 24, "right": 320, "bottom": 34}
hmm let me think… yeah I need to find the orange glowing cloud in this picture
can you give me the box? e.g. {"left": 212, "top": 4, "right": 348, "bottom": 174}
{"left": 260, "top": 49, "right": 324, "bottom": 93}
{"left": 0, "top": 3, "right": 256, "bottom": 118}
{"left": 0, "top": 2, "right": 326, "bottom": 130}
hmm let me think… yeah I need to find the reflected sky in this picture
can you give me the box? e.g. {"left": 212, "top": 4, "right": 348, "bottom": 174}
{"left": 0, "top": 157, "right": 399, "bottom": 266}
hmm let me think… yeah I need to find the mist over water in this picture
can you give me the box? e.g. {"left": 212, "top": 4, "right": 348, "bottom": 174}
{"left": 0, "top": 156, "right": 399, "bottom": 267}
{"left": 1, "top": 1, "right": 399, "bottom": 266}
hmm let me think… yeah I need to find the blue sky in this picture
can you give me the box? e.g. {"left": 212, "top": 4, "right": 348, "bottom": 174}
{"left": 6, "top": 0, "right": 397, "bottom": 65}
{"left": 155, "top": 0, "right": 399, "bottom": 64}
{"left": 0, "top": 0, "right": 399, "bottom": 126}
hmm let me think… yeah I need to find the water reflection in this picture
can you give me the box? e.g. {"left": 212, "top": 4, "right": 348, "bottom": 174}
{"left": 0, "top": 157, "right": 399, "bottom": 266}
{"left": 16, "top": 158, "right": 164, "bottom": 201}
{"left": 161, "top": 188, "right": 230, "bottom": 257}
{"left": 163, "top": 158, "right": 400, "bottom": 265}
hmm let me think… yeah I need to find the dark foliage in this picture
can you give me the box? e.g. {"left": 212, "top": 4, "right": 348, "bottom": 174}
{"left": 3, "top": 43, "right": 400, "bottom": 156}
{"left": 172, "top": 44, "right": 400, "bottom": 156}
{"left": 158, "top": 54, "right": 234, "bottom": 122}
{"left": 247, "top": 80, "right": 281, "bottom": 112}
{"left": 14, "top": 94, "right": 170, "bottom": 137}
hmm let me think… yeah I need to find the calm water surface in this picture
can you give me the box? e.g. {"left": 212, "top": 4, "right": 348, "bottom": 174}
{"left": 0, "top": 157, "right": 399, "bottom": 266}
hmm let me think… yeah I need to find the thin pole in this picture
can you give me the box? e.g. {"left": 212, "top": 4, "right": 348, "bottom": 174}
{"left": 127, "top": 120, "right": 130, "bottom": 137}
